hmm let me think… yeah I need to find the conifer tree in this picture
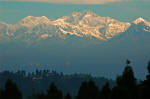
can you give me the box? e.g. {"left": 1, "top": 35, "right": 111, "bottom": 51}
{"left": 77, "top": 81, "right": 88, "bottom": 99}
{"left": 0, "top": 79, "right": 22, "bottom": 99}
{"left": 88, "top": 80, "right": 99, "bottom": 99}
{"left": 141, "top": 60, "right": 150, "bottom": 98}
{"left": 77, "top": 80, "right": 99, "bottom": 99}
{"left": 64, "top": 93, "right": 72, "bottom": 99}
{"left": 47, "top": 82, "right": 63, "bottom": 99}
{"left": 100, "top": 82, "right": 111, "bottom": 99}
{"left": 112, "top": 60, "right": 137, "bottom": 99}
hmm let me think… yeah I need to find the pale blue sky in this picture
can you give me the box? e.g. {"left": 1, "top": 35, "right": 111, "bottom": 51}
{"left": 0, "top": 0, "right": 150, "bottom": 24}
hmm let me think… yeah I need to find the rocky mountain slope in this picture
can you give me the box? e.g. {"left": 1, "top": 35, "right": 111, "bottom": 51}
{"left": 0, "top": 11, "right": 141, "bottom": 43}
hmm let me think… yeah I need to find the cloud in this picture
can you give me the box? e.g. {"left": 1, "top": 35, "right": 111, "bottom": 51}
{"left": 0, "top": 0, "right": 125, "bottom": 4}
{"left": 2, "top": 0, "right": 149, "bottom": 4}
{"left": 134, "top": 0, "right": 150, "bottom": 1}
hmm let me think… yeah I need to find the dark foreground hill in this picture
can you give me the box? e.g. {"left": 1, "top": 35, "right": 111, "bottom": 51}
{"left": 1, "top": 60, "right": 150, "bottom": 99}
{"left": 0, "top": 70, "right": 115, "bottom": 98}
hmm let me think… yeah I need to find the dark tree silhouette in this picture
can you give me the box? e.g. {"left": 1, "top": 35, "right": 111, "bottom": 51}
{"left": 0, "top": 69, "right": 110, "bottom": 98}
{"left": 77, "top": 80, "right": 99, "bottom": 99}
{"left": 0, "top": 88, "right": 2, "bottom": 99}
{"left": 1, "top": 60, "right": 150, "bottom": 99}
{"left": 126, "top": 59, "right": 131, "bottom": 66}
{"left": 64, "top": 93, "right": 72, "bottom": 99}
{"left": 100, "top": 82, "right": 111, "bottom": 99}
{"left": 88, "top": 80, "right": 99, "bottom": 99}
{"left": 112, "top": 60, "right": 137, "bottom": 99}
{"left": 141, "top": 60, "right": 150, "bottom": 98}
{"left": 147, "top": 61, "right": 150, "bottom": 74}
{"left": 28, "top": 93, "right": 46, "bottom": 99}
{"left": 47, "top": 82, "right": 63, "bottom": 99}
{"left": 77, "top": 81, "right": 88, "bottom": 99}
{"left": 0, "top": 79, "right": 22, "bottom": 99}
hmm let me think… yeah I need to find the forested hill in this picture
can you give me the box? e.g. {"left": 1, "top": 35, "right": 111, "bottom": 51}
{"left": 0, "top": 70, "right": 115, "bottom": 98}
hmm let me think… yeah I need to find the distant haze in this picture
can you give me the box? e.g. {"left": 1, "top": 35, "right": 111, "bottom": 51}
{"left": 0, "top": 1, "right": 150, "bottom": 79}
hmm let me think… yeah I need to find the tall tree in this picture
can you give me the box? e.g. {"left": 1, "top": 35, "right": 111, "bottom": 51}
{"left": 76, "top": 81, "right": 88, "bottom": 99}
{"left": 0, "top": 88, "right": 2, "bottom": 99}
{"left": 77, "top": 80, "right": 99, "bottom": 99}
{"left": 28, "top": 93, "right": 46, "bottom": 99}
{"left": 64, "top": 93, "right": 72, "bottom": 99}
{"left": 112, "top": 60, "right": 137, "bottom": 99}
{"left": 147, "top": 61, "right": 150, "bottom": 75}
{"left": 88, "top": 80, "right": 99, "bottom": 99}
{"left": 100, "top": 82, "right": 111, "bottom": 99}
{"left": 47, "top": 82, "right": 63, "bottom": 99}
{"left": 0, "top": 79, "right": 22, "bottom": 99}
{"left": 141, "top": 60, "right": 150, "bottom": 98}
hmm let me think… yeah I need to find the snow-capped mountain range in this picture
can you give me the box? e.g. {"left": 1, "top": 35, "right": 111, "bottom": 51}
{"left": 0, "top": 11, "right": 150, "bottom": 43}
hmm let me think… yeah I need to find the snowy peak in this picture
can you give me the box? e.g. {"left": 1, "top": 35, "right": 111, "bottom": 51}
{"left": 0, "top": 11, "right": 149, "bottom": 43}
{"left": 64, "top": 11, "right": 122, "bottom": 27}
{"left": 133, "top": 17, "right": 150, "bottom": 26}
{"left": 134, "top": 17, "right": 146, "bottom": 24}
{"left": 57, "top": 11, "right": 99, "bottom": 25}
{"left": 18, "top": 16, "right": 51, "bottom": 27}
{"left": 81, "top": 11, "right": 98, "bottom": 17}
{"left": 52, "top": 11, "right": 131, "bottom": 40}
{"left": 70, "top": 11, "right": 97, "bottom": 18}
{"left": 57, "top": 12, "right": 84, "bottom": 25}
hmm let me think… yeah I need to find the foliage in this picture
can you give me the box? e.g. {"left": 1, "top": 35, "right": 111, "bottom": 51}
{"left": 0, "top": 79, "right": 22, "bottom": 99}
{"left": 1, "top": 60, "right": 150, "bottom": 99}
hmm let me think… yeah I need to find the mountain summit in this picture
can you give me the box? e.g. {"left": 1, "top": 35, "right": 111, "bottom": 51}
{"left": 133, "top": 17, "right": 150, "bottom": 27}
{"left": 134, "top": 17, "right": 145, "bottom": 24}
{"left": 18, "top": 16, "right": 51, "bottom": 27}
{"left": 0, "top": 11, "right": 149, "bottom": 43}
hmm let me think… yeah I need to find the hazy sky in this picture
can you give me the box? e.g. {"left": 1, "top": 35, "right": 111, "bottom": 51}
{"left": 0, "top": 0, "right": 128, "bottom": 4}
{"left": 0, "top": 0, "right": 150, "bottom": 79}
{"left": 0, "top": 0, "right": 150, "bottom": 23}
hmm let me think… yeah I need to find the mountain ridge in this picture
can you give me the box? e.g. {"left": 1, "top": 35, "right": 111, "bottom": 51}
{"left": 0, "top": 11, "right": 150, "bottom": 43}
